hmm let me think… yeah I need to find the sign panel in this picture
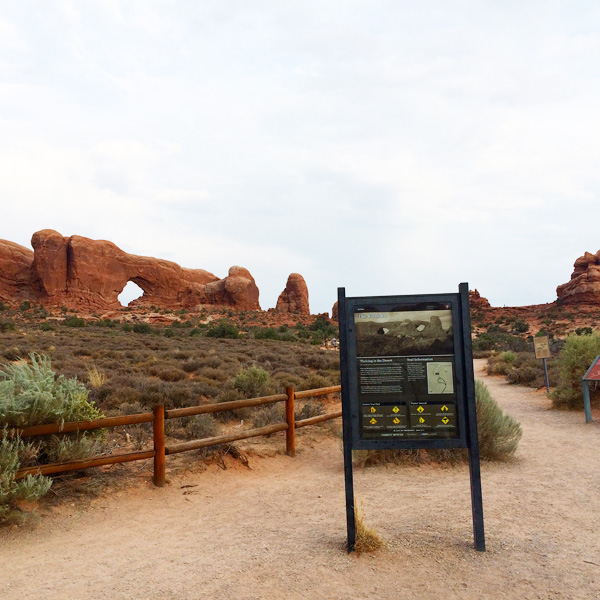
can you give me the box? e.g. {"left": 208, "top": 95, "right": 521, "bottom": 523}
{"left": 583, "top": 355, "right": 600, "bottom": 381}
{"left": 534, "top": 336, "right": 551, "bottom": 359}
{"left": 353, "top": 303, "right": 459, "bottom": 442}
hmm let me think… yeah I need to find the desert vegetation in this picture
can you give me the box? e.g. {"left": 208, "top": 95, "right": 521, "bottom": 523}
{"left": 0, "top": 356, "right": 104, "bottom": 523}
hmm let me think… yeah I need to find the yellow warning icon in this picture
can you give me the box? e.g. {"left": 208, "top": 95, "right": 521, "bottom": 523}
{"left": 419, "top": 417, "right": 425, "bottom": 424}
{"left": 417, "top": 406, "right": 424, "bottom": 413}
{"left": 370, "top": 418, "right": 377, "bottom": 425}
{"left": 441, "top": 405, "right": 449, "bottom": 412}
{"left": 393, "top": 417, "right": 400, "bottom": 424}
{"left": 442, "top": 417, "right": 449, "bottom": 425}
{"left": 370, "top": 406, "right": 376, "bottom": 413}
{"left": 392, "top": 406, "right": 400, "bottom": 414}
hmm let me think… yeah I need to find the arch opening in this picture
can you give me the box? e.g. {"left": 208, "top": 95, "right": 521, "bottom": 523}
{"left": 118, "top": 281, "right": 144, "bottom": 307}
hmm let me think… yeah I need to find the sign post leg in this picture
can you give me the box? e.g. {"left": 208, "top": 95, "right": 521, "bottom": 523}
{"left": 338, "top": 287, "right": 356, "bottom": 552}
{"left": 543, "top": 358, "right": 550, "bottom": 393}
{"left": 459, "top": 283, "right": 485, "bottom": 551}
{"left": 583, "top": 380, "right": 593, "bottom": 424}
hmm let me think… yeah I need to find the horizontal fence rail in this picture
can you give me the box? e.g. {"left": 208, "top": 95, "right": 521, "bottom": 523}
{"left": 12, "top": 385, "right": 341, "bottom": 486}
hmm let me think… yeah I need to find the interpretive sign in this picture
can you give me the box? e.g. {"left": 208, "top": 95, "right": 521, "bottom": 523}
{"left": 338, "top": 283, "right": 485, "bottom": 552}
{"left": 353, "top": 302, "right": 462, "bottom": 444}
{"left": 534, "top": 336, "right": 551, "bottom": 360}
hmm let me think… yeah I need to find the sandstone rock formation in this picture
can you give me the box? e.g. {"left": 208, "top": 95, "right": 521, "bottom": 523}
{"left": 331, "top": 301, "right": 338, "bottom": 322}
{"left": 0, "top": 240, "right": 34, "bottom": 302}
{"left": 469, "top": 289, "right": 491, "bottom": 309}
{"left": 0, "top": 230, "right": 261, "bottom": 312}
{"left": 276, "top": 273, "right": 310, "bottom": 315}
{"left": 557, "top": 250, "right": 600, "bottom": 305}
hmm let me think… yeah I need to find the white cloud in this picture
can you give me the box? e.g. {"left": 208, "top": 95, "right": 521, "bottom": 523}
{"left": 1, "top": 2, "right": 600, "bottom": 312}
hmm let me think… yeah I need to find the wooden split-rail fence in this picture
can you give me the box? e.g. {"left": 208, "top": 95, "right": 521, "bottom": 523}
{"left": 12, "top": 385, "right": 342, "bottom": 487}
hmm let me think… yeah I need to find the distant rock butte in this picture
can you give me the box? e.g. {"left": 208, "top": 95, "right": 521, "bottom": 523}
{"left": 0, "top": 230, "right": 260, "bottom": 312}
{"left": 276, "top": 273, "right": 310, "bottom": 315}
{"left": 557, "top": 250, "right": 600, "bottom": 305}
{"left": 469, "top": 289, "right": 491, "bottom": 309}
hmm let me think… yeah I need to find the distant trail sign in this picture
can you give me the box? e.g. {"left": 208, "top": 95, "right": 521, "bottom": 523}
{"left": 338, "top": 283, "right": 485, "bottom": 552}
{"left": 534, "top": 336, "right": 551, "bottom": 392}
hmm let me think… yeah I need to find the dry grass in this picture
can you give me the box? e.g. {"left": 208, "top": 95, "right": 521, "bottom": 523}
{"left": 86, "top": 364, "right": 108, "bottom": 388}
{"left": 353, "top": 501, "right": 384, "bottom": 554}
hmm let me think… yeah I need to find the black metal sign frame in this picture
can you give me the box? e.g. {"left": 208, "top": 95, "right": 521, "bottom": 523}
{"left": 338, "top": 283, "right": 485, "bottom": 552}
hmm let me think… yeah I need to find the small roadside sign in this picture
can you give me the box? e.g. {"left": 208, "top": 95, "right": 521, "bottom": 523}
{"left": 534, "top": 336, "right": 550, "bottom": 359}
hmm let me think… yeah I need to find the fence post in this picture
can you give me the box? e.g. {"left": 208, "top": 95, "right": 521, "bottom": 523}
{"left": 153, "top": 405, "right": 166, "bottom": 487}
{"left": 285, "top": 386, "right": 296, "bottom": 457}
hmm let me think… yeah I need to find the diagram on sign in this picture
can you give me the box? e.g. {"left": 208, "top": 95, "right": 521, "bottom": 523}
{"left": 426, "top": 362, "right": 454, "bottom": 394}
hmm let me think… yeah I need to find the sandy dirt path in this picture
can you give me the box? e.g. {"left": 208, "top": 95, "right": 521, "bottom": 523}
{"left": 2, "top": 360, "right": 600, "bottom": 600}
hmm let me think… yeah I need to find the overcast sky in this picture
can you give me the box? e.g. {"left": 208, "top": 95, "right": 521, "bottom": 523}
{"left": 2, "top": 1, "right": 600, "bottom": 313}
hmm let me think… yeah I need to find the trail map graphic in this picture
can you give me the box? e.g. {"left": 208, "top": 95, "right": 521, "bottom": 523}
{"left": 427, "top": 362, "right": 454, "bottom": 394}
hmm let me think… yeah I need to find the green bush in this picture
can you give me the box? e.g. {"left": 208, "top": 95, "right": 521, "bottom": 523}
{"left": 475, "top": 380, "right": 522, "bottom": 460}
{"left": 0, "top": 430, "right": 52, "bottom": 523}
{"left": 551, "top": 332, "right": 600, "bottom": 409}
{"left": 206, "top": 320, "right": 240, "bottom": 339}
{"left": 233, "top": 366, "right": 274, "bottom": 398}
{"left": 133, "top": 323, "right": 152, "bottom": 334}
{"left": 63, "top": 316, "right": 85, "bottom": 328}
{"left": 0, "top": 355, "right": 104, "bottom": 522}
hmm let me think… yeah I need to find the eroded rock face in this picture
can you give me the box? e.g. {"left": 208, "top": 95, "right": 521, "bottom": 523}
{"left": 0, "top": 240, "right": 34, "bottom": 302}
{"left": 0, "top": 230, "right": 260, "bottom": 312}
{"left": 331, "top": 301, "right": 338, "bottom": 322}
{"left": 469, "top": 289, "right": 491, "bottom": 309}
{"left": 204, "top": 266, "right": 260, "bottom": 311}
{"left": 276, "top": 273, "right": 310, "bottom": 315}
{"left": 557, "top": 250, "right": 600, "bottom": 305}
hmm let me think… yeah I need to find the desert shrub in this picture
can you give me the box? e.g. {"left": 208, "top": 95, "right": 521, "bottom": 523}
{"left": 251, "top": 403, "right": 284, "bottom": 428}
{"left": 40, "top": 322, "right": 54, "bottom": 331}
{"left": 2, "top": 346, "right": 21, "bottom": 361}
{"left": 501, "top": 351, "right": 517, "bottom": 363}
{"left": 295, "top": 401, "right": 324, "bottom": 421}
{"left": 63, "top": 316, "right": 86, "bottom": 328}
{"left": 233, "top": 366, "right": 274, "bottom": 398}
{"left": 132, "top": 323, "right": 152, "bottom": 334}
{"left": 475, "top": 380, "right": 522, "bottom": 460}
{"left": 0, "top": 430, "right": 52, "bottom": 523}
{"left": 184, "top": 414, "right": 218, "bottom": 440}
{"left": 206, "top": 320, "right": 240, "bottom": 339}
{"left": 252, "top": 327, "right": 281, "bottom": 340}
{"left": 302, "top": 373, "right": 334, "bottom": 390}
{"left": 551, "top": 332, "right": 600, "bottom": 409}
{"left": 300, "top": 352, "right": 339, "bottom": 370}
{"left": 121, "top": 323, "right": 133, "bottom": 332}
{"left": 0, "top": 356, "right": 104, "bottom": 520}
{"left": 19, "top": 301, "right": 31, "bottom": 312}
{"left": 0, "top": 321, "right": 17, "bottom": 333}
{"left": 472, "top": 332, "right": 529, "bottom": 355}
{"left": 512, "top": 319, "right": 530, "bottom": 334}
{"left": 182, "top": 358, "right": 203, "bottom": 373}
{"left": 309, "top": 315, "right": 337, "bottom": 338}
{"left": 0, "top": 354, "right": 102, "bottom": 426}
{"left": 156, "top": 366, "right": 187, "bottom": 382}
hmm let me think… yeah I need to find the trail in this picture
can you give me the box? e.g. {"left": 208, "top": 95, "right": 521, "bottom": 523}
{"left": 1, "top": 360, "right": 599, "bottom": 600}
